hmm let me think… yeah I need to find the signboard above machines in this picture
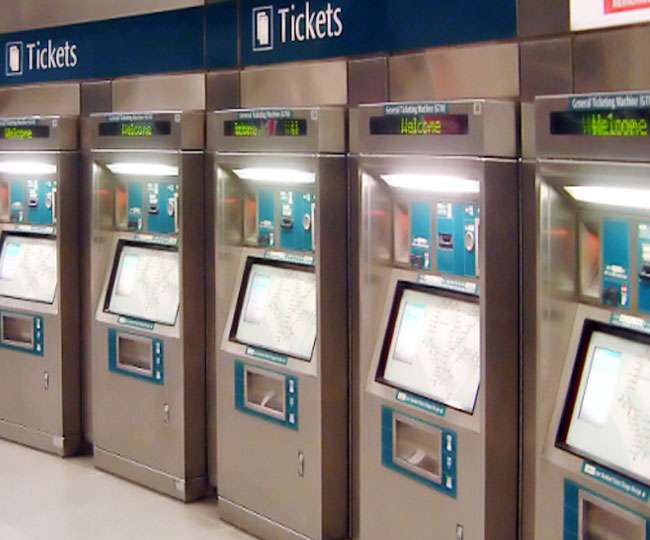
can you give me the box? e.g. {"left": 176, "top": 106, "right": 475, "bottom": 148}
{"left": 572, "top": 0, "right": 650, "bottom": 31}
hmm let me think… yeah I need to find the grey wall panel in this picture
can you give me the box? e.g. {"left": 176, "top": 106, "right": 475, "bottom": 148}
{"left": 0, "top": 83, "right": 80, "bottom": 115}
{"left": 518, "top": 0, "right": 570, "bottom": 37}
{"left": 0, "top": 0, "right": 203, "bottom": 33}
{"left": 241, "top": 61, "right": 348, "bottom": 107}
{"left": 348, "top": 57, "right": 389, "bottom": 107}
{"left": 575, "top": 25, "right": 650, "bottom": 92}
{"left": 206, "top": 71, "right": 240, "bottom": 112}
{"left": 389, "top": 43, "right": 520, "bottom": 101}
{"left": 112, "top": 74, "right": 206, "bottom": 112}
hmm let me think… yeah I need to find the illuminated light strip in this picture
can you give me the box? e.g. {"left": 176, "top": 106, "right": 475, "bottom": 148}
{"left": 0, "top": 161, "right": 56, "bottom": 175}
{"left": 106, "top": 163, "right": 179, "bottom": 177}
{"left": 234, "top": 168, "right": 315, "bottom": 184}
{"left": 380, "top": 174, "right": 480, "bottom": 194}
{"left": 566, "top": 186, "right": 650, "bottom": 210}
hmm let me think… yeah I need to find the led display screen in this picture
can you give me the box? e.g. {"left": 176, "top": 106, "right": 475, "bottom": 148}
{"left": 558, "top": 321, "right": 650, "bottom": 485}
{"left": 98, "top": 121, "right": 172, "bottom": 138}
{"left": 106, "top": 243, "right": 179, "bottom": 325}
{"left": 369, "top": 114, "right": 469, "bottom": 136}
{"left": 232, "top": 259, "right": 317, "bottom": 361}
{"left": 223, "top": 119, "right": 308, "bottom": 137}
{"left": 0, "top": 234, "right": 57, "bottom": 303}
{"left": 376, "top": 283, "right": 481, "bottom": 413}
{"left": 550, "top": 110, "right": 650, "bottom": 137}
{"left": 0, "top": 125, "right": 50, "bottom": 140}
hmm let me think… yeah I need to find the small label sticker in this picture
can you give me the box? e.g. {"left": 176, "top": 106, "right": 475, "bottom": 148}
{"left": 582, "top": 462, "right": 650, "bottom": 502}
{"left": 118, "top": 316, "right": 155, "bottom": 331}
{"left": 396, "top": 391, "right": 447, "bottom": 417}
{"left": 569, "top": 93, "right": 650, "bottom": 111}
{"left": 417, "top": 274, "right": 479, "bottom": 296}
{"left": 237, "top": 109, "right": 293, "bottom": 120}
{"left": 264, "top": 250, "right": 315, "bottom": 266}
{"left": 384, "top": 102, "right": 448, "bottom": 116}
{"left": 610, "top": 313, "right": 650, "bottom": 335}
{"left": 246, "top": 346, "right": 288, "bottom": 365}
{"left": 133, "top": 234, "right": 177, "bottom": 246}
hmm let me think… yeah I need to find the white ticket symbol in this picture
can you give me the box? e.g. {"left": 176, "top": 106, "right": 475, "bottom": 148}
{"left": 9, "top": 45, "right": 21, "bottom": 73}
{"left": 256, "top": 12, "right": 270, "bottom": 46}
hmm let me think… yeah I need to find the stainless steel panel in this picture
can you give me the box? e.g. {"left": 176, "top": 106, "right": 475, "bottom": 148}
{"left": 241, "top": 61, "right": 348, "bottom": 108}
{"left": 84, "top": 111, "right": 204, "bottom": 151}
{"left": 354, "top": 154, "right": 519, "bottom": 540}
{"left": 0, "top": 151, "right": 81, "bottom": 456}
{"left": 0, "top": 83, "right": 80, "bottom": 116}
{"left": 521, "top": 102, "right": 536, "bottom": 159}
{"left": 520, "top": 38, "right": 573, "bottom": 102}
{"left": 0, "top": 116, "right": 77, "bottom": 151}
{"left": 348, "top": 57, "right": 389, "bottom": 107}
{"left": 389, "top": 43, "right": 520, "bottom": 101}
{"left": 112, "top": 74, "right": 206, "bottom": 113}
{"left": 518, "top": 0, "right": 570, "bottom": 37}
{"left": 353, "top": 100, "right": 517, "bottom": 157}
{"left": 536, "top": 92, "right": 650, "bottom": 161}
{"left": 81, "top": 81, "right": 112, "bottom": 115}
{"left": 213, "top": 150, "right": 348, "bottom": 539}
{"left": 575, "top": 26, "right": 650, "bottom": 93}
{"left": 208, "top": 108, "right": 345, "bottom": 154}
{"left": 206, "top": 71, "right": 240, "bottom": 112}
{"left": 0, "top": 0, "right": 203, "bottom": 33}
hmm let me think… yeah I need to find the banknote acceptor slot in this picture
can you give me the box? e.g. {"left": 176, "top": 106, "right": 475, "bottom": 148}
{"left": 1, "top": 314, "right": 34, "bottom": 349}
{"left": 116, "top": 334, "right": 153, "bottom": 377}
{"left": 393, "top": 414, "right": 442, "bottom": 484}
{"left": 245, "top": 367, "right": 286, "bottom": 420}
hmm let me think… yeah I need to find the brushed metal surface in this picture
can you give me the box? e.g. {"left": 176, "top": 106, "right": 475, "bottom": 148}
{"left": 518, "top": 0, "right": 570, "bottom": 37}
{"left": 520, "top": 38, "right": 573, "bottom": 102}
{"left": 575, "top": 26, "right": 650, "bottom": 93}
{"left": 348, "top": 57, "right": 389, "bottom": 107}
{"left": 81, "top": 81, "right": 112, "bottom": 116}
{"left": 389, "top": 43, "right": 520, "bottom": 101}
{"left": 112, "top": 74, "right": 206, "bottom": 113}
{"left": 241, "top": 61, "right": 348, "bottom": 107}
{"left": 206, "top": 71, "right": 240, "bottom": 112}
{"left": 0, "top": 83, "right": 80, "bottom": 116}
{"left": 0, "top": 0, "right": 203, "bottom": 33}
{"left": 521, "top": 102, "right": 537, "bottom": 160}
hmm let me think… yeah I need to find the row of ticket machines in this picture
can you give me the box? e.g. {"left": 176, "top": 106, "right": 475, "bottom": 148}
{"left": 0, "top": 93, "right": 647, "bottom": 540}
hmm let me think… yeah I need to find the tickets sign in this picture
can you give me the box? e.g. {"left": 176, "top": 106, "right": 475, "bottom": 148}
{"left": 572, "top": 0, "right": 650, "bottom": 30}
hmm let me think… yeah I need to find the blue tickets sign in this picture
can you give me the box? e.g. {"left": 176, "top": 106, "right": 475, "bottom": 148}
{"left": 0, "top": 5, "right": 237, "bottom": 86}
{"left": 238, "top": 0, "right": 517, "bottom": 67}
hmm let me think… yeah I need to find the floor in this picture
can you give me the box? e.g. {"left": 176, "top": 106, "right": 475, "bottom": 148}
{"left": 0, "top": 439, "right": 256, "bottom": 540}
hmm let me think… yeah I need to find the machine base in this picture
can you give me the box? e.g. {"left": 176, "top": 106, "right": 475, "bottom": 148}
{"left": 94, "top": 446, "right": 208, "bottom": 502}
{"left": 0, "top": 418, "right": 81, "bottom": 457}
{"left": 218, "top": 497, "right": 313, "bottom": 540}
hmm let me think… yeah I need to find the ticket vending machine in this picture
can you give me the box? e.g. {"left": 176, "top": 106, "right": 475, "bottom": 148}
{"left": 86, "top": 111, "right": 206, "bottom": 501}
{"left": 208, "top": 108, "right": 348, "bottom": 540}
{"left": 351, "top": 100, "right": 518, "bottom": 540}
{"left": 530, "top": 92, "right": 650, "bottom": 539}
{"left": 0, "top": 115, "right": 80, "bottom": 456}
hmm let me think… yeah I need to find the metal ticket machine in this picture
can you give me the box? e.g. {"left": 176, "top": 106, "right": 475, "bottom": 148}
{"left": 530, "top": 92, "right": 650, "bottom": 539}
{"left": 208, "top": 108, "right": 348, "bottom": 540}
{"left": 87, "top": 111, "right": 206, "bottom": 501}
{"left": 351, "top": 100, "right": 519, "bottom": 540}
{"left": 0, "top": 115, "right": 80, "bottom": 456}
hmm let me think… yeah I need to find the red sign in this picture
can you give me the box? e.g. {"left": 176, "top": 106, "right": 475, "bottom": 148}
{"left": 605, "top": 0, "right": 650, "bottom": 13}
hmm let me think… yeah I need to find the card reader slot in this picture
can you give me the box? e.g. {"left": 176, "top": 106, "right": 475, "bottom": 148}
{"left": 116, "top": 334, "right": 153, "bottom": 377}
{"left": 1, "top": 314, "right": 34, "bottom": 349}
{"left": 393, "top": 415, "right": 442, "bottom": 484}
{"left": 244, "top": 368, "right": 286, "bottom": 421}
{"left": 580, "top": 492, "right": 646, "bottom": 540}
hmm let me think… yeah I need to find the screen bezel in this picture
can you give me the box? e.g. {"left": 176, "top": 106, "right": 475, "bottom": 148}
{"left": 556, "top": 319, "right": 650, "bottom": 487}
{"left": 103, "top": 239, "right": 180, "bottom": 326}
{"left": 375, "top": 280, "right": 481, "bottom": 414}
{"left": 229, "top": 256, "right": 317, "bottom": 361}
{"left": 0, "top": 231, "right": 57, "bottom": 305}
